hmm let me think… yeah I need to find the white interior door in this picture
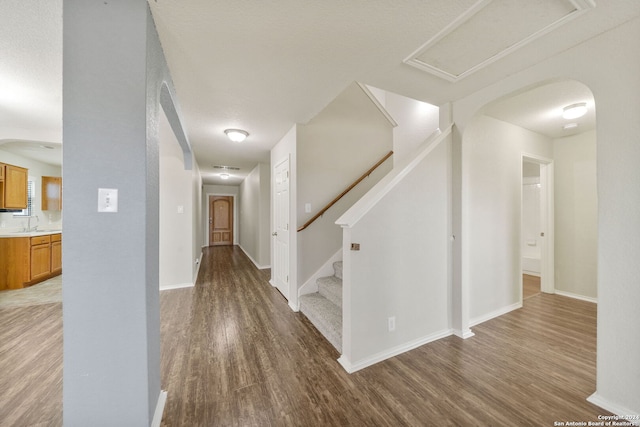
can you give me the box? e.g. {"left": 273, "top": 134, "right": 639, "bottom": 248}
{"left": 522, "top": 154, "right": 555, "bottom": 295}
{"left": 273, "top": 157, "right": 290, "bottom": 299}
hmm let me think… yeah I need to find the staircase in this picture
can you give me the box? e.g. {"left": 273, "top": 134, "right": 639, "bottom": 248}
{"left": 299, "top": 261, "right": 343, "bottom": 352}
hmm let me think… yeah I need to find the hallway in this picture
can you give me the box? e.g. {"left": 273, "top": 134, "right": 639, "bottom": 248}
{"left": 158, "top": 246, "right": 607, "bottom": 426}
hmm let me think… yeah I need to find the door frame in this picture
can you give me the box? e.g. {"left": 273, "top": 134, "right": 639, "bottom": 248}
{"left": 271, "top": 155, "right": 298, "bottom": 311}
{"left": 205, "top": 192, "right": 237, "bottom": 247}
{"left": 521, "top": 153, "right": 555, "bottom": 296}
{"left": 209, "top": 195, "right": 234, "bottom": 246}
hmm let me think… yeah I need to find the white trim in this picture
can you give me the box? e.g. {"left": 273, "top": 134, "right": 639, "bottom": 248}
{"left": 238, "top": 244, "right": 271, "bottom": 270}
{"left": 338, "top": 329, "right": 453, "bottom": 374}
{"left": 151, "top": 390, "right": 167, "bottom": 427}
{"left": 194, "top": 251, "right": 203, "bottom": 282}
{"left": 355, "top": 82, "right": 398, "bottom": 128}
{"left": 336, "top": 125, "right": 451, "bottom": 228}
{"left": 554, "top": 290, "right": 597, "bottom": 304}
{"left": 403, "top": 0, "right": 595, "bottom": 82}
{"left": 587, "top": 393, "right": 640, "bottom": 426}
{"left": 452, "top": 329, "right": 475, "bottom": 339}
{"left": 470, "top": 301, "right": 522, "bottom": 327}
{"left": 205, "top": 192, "right": 238, "bottom": 247}
{"left": 288, "top": 301, "right": 299, "bottom": 312}
{"left": 160, "top": 282, "right": 194, "bottom": 291}
{"left": 298, "top": 249, "right": 342, "bottom": 297}
{"left": 522, "top": 153, "right": 555, "bottom": 295}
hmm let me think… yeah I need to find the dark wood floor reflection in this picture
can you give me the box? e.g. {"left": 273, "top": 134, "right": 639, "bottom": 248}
{"left": 160, "top": 246, "right": 607, "bottom": 426}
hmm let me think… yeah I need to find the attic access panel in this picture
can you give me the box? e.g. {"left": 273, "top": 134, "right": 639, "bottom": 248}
{"left": 404, "top": 0, "right": 596, "bottom": 82}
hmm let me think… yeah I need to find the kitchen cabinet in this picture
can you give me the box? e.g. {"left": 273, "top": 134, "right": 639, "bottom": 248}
{"left": 51, "top": 233, "right": 62, "bottom": 274}
{"left": 30, "top": 235, "right": 52, "bottom": 282}
{"left": 0, "top": 232, "right": 62, "bottom": 290}
{"left": 0, "top": 163, "right": 28, "bottom": 210}
{"left": 42, "top": 176, "right": 62, "bottom": 211}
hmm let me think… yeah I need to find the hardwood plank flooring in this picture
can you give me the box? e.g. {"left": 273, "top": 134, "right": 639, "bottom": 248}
{"left": 159, "top": 246, "right": 609, "bottom": 426}
{"left": 0, "top": 246, "right": 608, "bottom": 426}
{"left": 523, "top": 273, "right": 541, "bottom": 299}
{"left": 0, "top": 303, "right": 63, "bottom": 426}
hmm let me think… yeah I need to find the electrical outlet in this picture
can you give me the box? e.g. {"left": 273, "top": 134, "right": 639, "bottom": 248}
{"left": 388, "top": 316, "right": 396, "bottom": 332}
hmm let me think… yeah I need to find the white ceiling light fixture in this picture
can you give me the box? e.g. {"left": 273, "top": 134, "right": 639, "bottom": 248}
{"left": 220, "top": 173, "right": 230, "bottom": 180}
{"left": 224, "top": 128, "right": 249, "bottom": 143}
{"left": 562, "top": 103, "right": 587, "bottom": 120}
{"left": 563, "top": 123, "right": 579, "bottom": 130}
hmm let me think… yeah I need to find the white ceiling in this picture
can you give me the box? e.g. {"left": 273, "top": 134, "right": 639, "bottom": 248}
{"left": 1, "top": 1, "right": 639, "bottom": 181}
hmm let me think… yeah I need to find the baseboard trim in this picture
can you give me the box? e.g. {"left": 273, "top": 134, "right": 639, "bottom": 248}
{"left": 339, "top": 329, "right": 453, "bottom": 374}
{"left": 288, "top": 300, "right": 299, "bottom": 312}
{"left": 453, "top": 329, "right": 475, "bottom": 339}
{"left": 470, "top": 301, "right": 522, "bottom": 327}
{"left": 151, "top": 390, "right": 167, "bottom": 427}
{"left": 587, "top": 392, "right": 640, "bottom": 426}
{"left": 555, "top": 290, "right": 597, "bottom": 304}
{"left": 238, "top": 245, "right": 270, "bottom": 270}
{"left": 160, "top": 282, "right": 195, "bottom": 291}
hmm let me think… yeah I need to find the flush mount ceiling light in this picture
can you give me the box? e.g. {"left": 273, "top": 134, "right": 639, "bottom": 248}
{"left": 563, "top": 123, "right": 579, "bottom": 130}
{"left": 220, "top": 173, "right": 230, "bottom": 180}
{"left": 562, "top": 103, "right": 588, "bottom": 120}
{"left": 224, "top": 129, "right": 249, "bottom": 143}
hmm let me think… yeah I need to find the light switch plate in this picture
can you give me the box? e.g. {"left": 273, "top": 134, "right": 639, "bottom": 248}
{"left": 98, "top": 188, "right": 118, "bottom": 213}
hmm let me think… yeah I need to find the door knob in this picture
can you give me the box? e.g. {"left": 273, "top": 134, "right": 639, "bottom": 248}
{"left": 272, "top": 232, "right": 278, "bottom": 236}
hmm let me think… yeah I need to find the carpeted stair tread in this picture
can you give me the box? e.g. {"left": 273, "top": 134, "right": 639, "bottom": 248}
{"left": 317, "top": 275, "right": 342, "bottom": 308}
{"left": 333, "top": 261, "right": 343, "bottom": 280}
{"left": 300, "top": 293, "right": 342, "bottom": 352}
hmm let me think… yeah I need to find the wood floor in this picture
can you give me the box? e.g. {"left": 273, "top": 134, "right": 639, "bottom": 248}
{"left": 0, "top": 246, "right": 608, "bottom": 426}
{"left": 523, "top": 273, "right": 541, "bottom": 299}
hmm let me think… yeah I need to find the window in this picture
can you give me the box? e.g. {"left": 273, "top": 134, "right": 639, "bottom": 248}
{"left": 13, "top": 179, "right": 34, "bottom": 217}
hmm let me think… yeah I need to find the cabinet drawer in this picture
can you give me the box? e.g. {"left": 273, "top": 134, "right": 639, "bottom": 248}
{"left": 50, "top": 233, "right": 61, "bottom": 242}
{"left": 31, "top": 235, "right": 51, "bottom": 246}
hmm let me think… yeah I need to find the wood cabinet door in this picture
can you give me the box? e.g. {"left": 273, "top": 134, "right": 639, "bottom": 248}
{"left": 31, "top": 244, "right": 51, "bottom": 281}
{"left": 51, "top": 240, "right": 62, "bottom": 273}
{"left": 4, "top": 164, "right": 28, "bottom": 209}
{"left": 42, "top": 176, "right": 62, "bottom": 211}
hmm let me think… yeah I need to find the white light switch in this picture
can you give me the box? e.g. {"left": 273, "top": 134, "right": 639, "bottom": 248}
{"left": 305, "top": 203, "right": 311, "bottom": 213}
{"left": 98, "top": 188, "right": 118, "bottom": 213}
{"left": 177, "top": 205, "right": 184, "bottom": 214}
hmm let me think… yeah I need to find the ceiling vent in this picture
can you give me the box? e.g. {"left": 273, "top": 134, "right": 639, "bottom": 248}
{"left": 212, "top": 165, "right": 240, "bottom": 171}
{"left": 404, "top": 0, "right": 596, "bottom": 82}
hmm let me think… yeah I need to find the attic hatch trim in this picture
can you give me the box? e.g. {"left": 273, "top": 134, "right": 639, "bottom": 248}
{"left": 403, "top": 0, "right": 596, "bottom": 83}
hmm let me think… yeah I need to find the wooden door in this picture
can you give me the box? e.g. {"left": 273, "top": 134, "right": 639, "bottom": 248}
{"left": 273, "top": 158, "right": 290, "bottom": 299}
{"left": 209, "top": 196, "right": 233, "bottom": 246}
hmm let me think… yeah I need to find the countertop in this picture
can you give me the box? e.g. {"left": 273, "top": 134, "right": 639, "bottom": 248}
{"left": 0, "top": 229, "right": 62, "bottom": 238}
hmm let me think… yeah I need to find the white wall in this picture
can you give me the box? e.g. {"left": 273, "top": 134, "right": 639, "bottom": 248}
{"left": 0, "top": 149, "right": 62, "bottom": 230}
{"left": 554, "top": 130, "right": 597, "bottom": 299}
{"left": 338, "top": 131, "right": 451, "bottom": 370}
{"left": 366, "top": 85, "right": 440, "bottom": 165}
{"left": 297, "top": 82, "right": 393, "bottom": 287}
{"left": 463, "top": 115, "right": 552, "bottom": 323}
{"left": 238, "top": 162, "right": 271, "bottom": 268}
{"left": 452, "top": 16, "right": 640, "bottom": 415}
{"left": 159, "top": 108, "right": 201, "bottom": 289}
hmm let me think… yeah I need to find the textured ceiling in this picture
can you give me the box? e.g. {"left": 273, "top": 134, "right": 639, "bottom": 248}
{"left": 1, "top": 1, "right": 640, "bottom": 182}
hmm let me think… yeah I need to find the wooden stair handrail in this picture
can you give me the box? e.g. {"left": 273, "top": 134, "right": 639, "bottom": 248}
{"left": 297, "top": 151, "right": 393, "bottom": 232}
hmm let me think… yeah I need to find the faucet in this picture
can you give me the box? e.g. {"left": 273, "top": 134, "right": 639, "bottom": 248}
{"left": 24, "top": 215, "right": 39, "bottom": 232}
